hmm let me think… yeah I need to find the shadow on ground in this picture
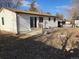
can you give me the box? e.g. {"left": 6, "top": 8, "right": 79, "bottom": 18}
{"left": 0, "top": 35, "right": 79, "bottom": 59}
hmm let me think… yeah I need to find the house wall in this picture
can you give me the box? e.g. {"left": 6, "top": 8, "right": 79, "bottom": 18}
{"left": 17, "top": 14, "right": 44, "bottom": 34}
{"left": 0, "top": 9, "right": 59, "bottom": 34}
{"left": 0, "top": 9, "right": 17, "bottom": 33}
{"left": 17, "top": 14, "right": 58, "bottom": 33}
{"left": 43, "top": 17, "right": 58, "bottom": 28}
{"left": 17, "top": 14, "right": 31, "bottom": 33}
{"left": 75, "top": 20, "right": 79, "bottom": 26}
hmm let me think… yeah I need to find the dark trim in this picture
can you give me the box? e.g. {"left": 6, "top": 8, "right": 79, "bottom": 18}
{"left": 30, "top": 17, "right": 37, "bottom": 28}
{"left": 54, "top": 17, "right": 56, "bottom": 22}
{"left": 39, "top": 17, "right": 43, "bottom": 22}
{"left": 2, "top": 17, "right": 4, "bottom": 25}
{"left": 49, "top": 17, "right": 51, "bottom": 21}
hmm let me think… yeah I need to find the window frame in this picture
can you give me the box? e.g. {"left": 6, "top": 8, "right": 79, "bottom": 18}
{"left": 49, "top": 17, "right": 51, "bottom": 21}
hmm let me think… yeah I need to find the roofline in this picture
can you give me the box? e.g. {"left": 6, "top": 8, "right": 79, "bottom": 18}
{"left": 0, "top": 8, "right": 4, "bottom": 12}
{"left": 0, "top": 8, "right": 56, "bottom": 17}
{"left": 17, "top": 12, "right": 56, "bottom": 17}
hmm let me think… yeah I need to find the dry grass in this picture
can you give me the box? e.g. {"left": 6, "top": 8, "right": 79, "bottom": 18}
{"left": 36, "top": 28, "right": 79, "bottom": 50}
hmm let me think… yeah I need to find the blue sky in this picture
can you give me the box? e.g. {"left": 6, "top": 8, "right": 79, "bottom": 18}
{"left": 19, "top": 0, "right": 72, "bottom": 18}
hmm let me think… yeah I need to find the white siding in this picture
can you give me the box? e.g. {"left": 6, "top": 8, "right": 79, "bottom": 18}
{"left": 37, "top": 17, "right": 39, "bottom": 28}
{"left": 17, "top": 14, "right": 31, "bottom": 33}
{"left": 0, "top": 9, "right": 17, "bottom": 33}
{"left": 75, "top": 20, "right": 79, "bottom": 26}
{"left": 17, "top": 14, "right": 42, "bottom": 34}
{"left": 43, "top": 17, "right": 58, "bottom": 28}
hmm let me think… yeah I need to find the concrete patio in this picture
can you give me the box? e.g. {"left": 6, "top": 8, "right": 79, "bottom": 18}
{"left": 19, "top": 28, "right": 43, "bottom": 39}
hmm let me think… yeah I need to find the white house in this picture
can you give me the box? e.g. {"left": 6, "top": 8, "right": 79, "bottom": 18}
{"left": 0, "top": 8, "right": 59, "bottom": 34}
{"left": 75, "top": 20, "right": 79, "bottom": 27}
{"left": 75, "top": 16, "right": 79, "bottom": 27}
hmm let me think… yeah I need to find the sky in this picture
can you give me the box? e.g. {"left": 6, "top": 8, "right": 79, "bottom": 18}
{"left": 19, "top": 0, "right": 72, "bottom": 19}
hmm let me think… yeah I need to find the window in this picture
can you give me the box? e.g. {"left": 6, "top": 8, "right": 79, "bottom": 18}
{"left": 49, "top": 17, "right": 51, "bottom": 21}
{"left": 2, "top": 17, "right": 4, "bottom": 25}
{"left": 39, "top": 17, "right": 43, "bottom": 22}
{"left": 54, "top": 17, "right": 56, "bottom": 22}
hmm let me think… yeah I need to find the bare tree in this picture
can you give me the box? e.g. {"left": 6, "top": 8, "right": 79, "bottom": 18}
{"left": 0, "top": 0, "right": 23, "bottom": 8}
{"left": 70, "top": 8, "right": 77, "bottom": 27}
{"left": 71, "top": 0, "right": 79, "bottom": 18}
{"left": 56, "top": 13, "right": 64, "bottom": 20}
{"left": 46, "top": 12, "right": 51, "bottom": 14}
{"left": 70, "top": 0, "right": 79, "bottom": 27}
{"left": 28, "top": 0, "right": 39, "bottom": 12}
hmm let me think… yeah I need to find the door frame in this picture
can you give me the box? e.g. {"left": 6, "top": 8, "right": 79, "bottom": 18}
{"left": 30, "top": 17, "right": 37, "bottom": 28}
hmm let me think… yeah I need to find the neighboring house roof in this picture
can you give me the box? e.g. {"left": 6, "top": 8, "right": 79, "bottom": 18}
{"left": 65, "top": 20, "right": 69, "bottom": 22}
{"left": 0, "top": 8, "right": 56, "bottom": 17}
{"left": 65, "top": 20, "right": 73, "bottom": 22}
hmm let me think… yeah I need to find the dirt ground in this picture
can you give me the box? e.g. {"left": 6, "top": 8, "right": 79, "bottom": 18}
{"left": 0, "top": 28, "right": 79, "bottom": 59}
